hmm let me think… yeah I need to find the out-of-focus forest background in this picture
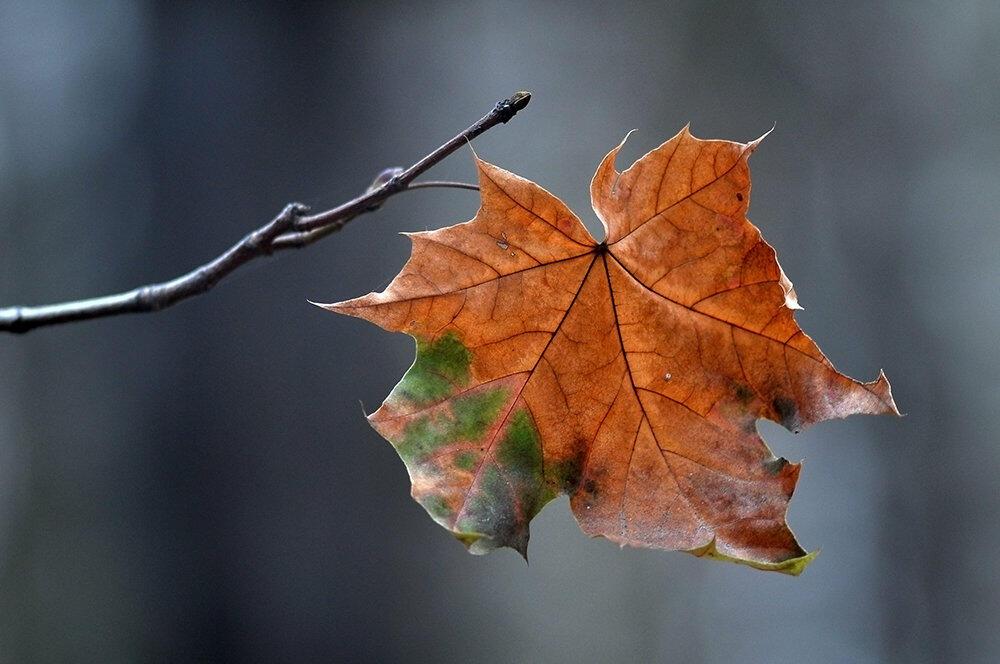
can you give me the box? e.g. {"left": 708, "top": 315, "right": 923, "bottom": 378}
{"left": 1, "top": 2, "right": 997, "bottom": 662}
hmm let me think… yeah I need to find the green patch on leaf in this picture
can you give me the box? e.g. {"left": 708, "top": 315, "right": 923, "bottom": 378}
{"left": 546, "top": 456, "right": 583, "bottom": 493}
{"left": 497, "top": 409, "right": 548, "bottom": 521}
{"left": 455, "top": 451, "right": 477, "bottom": 471}
{"left": 451, "top": 388, "right": 508, "bottom": 441}
{"left": 393, "top": 332, "right": 472, "bottom": 406}
{"left": 396, "top": 387, "right": 508, "bottom": 462}
{"left": 497, "top": 409, "right": 542, "bottom": 471}
{"left": 420, "top": 494, "right": 454, "bottom": 520}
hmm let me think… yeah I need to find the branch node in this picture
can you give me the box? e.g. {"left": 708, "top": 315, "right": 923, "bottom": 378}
{"left": 365, "top": 167, "right": 405, "bottom": 211}
{"left": 278, "top": 202, "right": 311, "bottom": 226}
{"left": 287, "top": 202, "right": 311, "bottom": 217}
{"left": 367, "top": 167, "right": 405, "bottom": 193}
{"left": 136, "top": 285, "right": 158, "bottom": 310}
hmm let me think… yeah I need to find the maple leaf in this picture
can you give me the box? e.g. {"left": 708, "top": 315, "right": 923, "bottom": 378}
{"left": 322, "top": 127, "right": 898, "bottom": 574}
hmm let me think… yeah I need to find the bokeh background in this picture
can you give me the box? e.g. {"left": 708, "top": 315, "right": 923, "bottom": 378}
{"left": 1, "top": 1, "right": 997, "bottom": 662}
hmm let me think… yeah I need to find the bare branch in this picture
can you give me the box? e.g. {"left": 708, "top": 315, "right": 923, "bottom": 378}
{"left": 0, "top": 91, "right": 528, "bottom": 334}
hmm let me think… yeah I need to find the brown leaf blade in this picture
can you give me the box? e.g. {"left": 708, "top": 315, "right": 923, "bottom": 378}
{"left": 322, "top": 128, "right": 898, "bottom": 573}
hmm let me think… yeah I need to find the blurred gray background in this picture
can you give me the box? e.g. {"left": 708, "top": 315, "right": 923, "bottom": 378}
{"left": 0, "top": 1, "right": 997, "bottom": 662}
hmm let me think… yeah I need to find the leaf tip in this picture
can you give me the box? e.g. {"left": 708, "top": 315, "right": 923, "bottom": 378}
{"left": 309, "top": 298, "right": 364, "bottom": 318}
{"left": 687, "top": 538, "right": 819, "bottom": 576}
{"left": 775, "top": 548, "right": 820, "bottom": 576}
{"left": 597, "top": 129, "right": 639, "bottom": 176}
{"left": 399, "top": 230, "right": 430, "bottom": 241}
{"left": 307, "top": 298, "right": 340, "bottom": 312}
{"left": 747, "top": 123, "right": 776, "bottom": 151}
{"left": 871, "top": 369, "right": 902, "bottom": 416}
{"left": 451, "top": 523, "right": 531, "bottom": 560}
{"left": 456, "top": 531, "right": 488, "bottom": 554}
{"left": 473, "top": 153, "right": 504, "bottom": 182}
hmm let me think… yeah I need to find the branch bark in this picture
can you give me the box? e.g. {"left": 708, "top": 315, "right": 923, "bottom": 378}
{"left": 0, "top": 91, "right": 530, "bottom": 334}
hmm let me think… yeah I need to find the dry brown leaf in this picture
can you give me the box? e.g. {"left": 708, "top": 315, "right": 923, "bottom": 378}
{"left": 322, "top": 127, "right": 899, "bottom": 574}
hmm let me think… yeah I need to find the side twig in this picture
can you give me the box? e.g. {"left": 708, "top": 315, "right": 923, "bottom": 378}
{"left": 0, "top": 91, "right": 530, "bottom": 334}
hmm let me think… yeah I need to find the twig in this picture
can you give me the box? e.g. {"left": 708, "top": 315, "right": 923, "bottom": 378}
{"left": 0, "top": 91, "right": 529, "bottom": 334}
{"left": 406, "top": 181, "right": 480, "bottom": 192}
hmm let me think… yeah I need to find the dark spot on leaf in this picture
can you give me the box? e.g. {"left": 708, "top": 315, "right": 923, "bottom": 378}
{"left": 583, "top": 478, "right": 599, "bottom": 497}
{"left": 734, "top": 384, "right": 754, "bottom": 404}
{"left": 736, "top": 192, "right": 744, "bottom": 201}
{"left": 772, "top": 396, "right": 801, "bottom": 433}
{"left": 548, "top": 455, "right": 583, "bottom": 492}
{"left": 455, "top": 464, "right": 530, "bottom": 555}
{"left": 763, "top": 456, "right": 788, "bottom": 476}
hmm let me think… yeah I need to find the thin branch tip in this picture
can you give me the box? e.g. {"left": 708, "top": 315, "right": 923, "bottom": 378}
{"left": 497, "top": 90, "right": 531, "bottom": 123}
